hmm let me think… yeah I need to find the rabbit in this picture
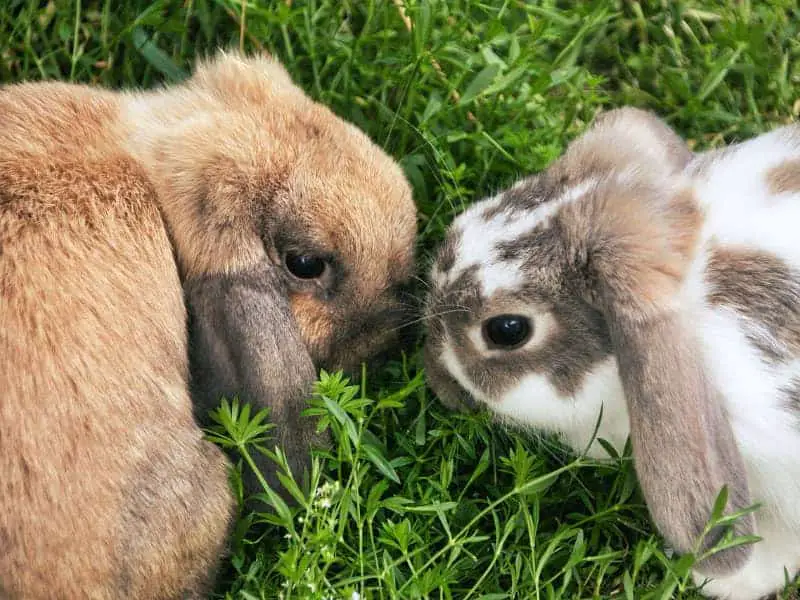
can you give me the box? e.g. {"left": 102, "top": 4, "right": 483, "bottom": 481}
{"left": 424, "top": 106, "right": 800, "bottom": 600}
{"left": 0, "top": 50, "right": 417, "bottom": 599}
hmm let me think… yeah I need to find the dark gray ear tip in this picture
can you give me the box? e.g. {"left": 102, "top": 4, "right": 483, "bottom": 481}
{"left": 689, "top": 512, "right": 756, "bottom": 577}
{"left": 694, "top": 539, "right": 754, "bottom": 577}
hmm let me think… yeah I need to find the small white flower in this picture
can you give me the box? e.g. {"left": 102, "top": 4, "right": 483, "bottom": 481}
{"left": 350, "top": 592, "right": 361, "bottom": 600}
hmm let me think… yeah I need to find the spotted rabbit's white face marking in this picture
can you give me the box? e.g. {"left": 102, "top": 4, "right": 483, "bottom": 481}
{"left": 492, "top": 356, "right": 630, "bottom": 457}
{"left": 440, "top": 322, "right": 629, "bottom": 457}
{"left": 434, "top": 178, "right": 599, "bottom": 299}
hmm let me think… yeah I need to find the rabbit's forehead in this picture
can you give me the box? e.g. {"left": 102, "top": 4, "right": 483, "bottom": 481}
{"left": 284, "top": 150, "right": 417, "bottom": 284}
{"left": 433, "top": 176, "right": 597, "bottom": 299}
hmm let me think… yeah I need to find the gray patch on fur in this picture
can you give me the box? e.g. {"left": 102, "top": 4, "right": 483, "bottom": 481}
{"left": 781, "top": 376, "right": 800, "bottom": 417}
{"left": 185, "top": 264, "right": 328, "bottom": 504}
{"left": 608, "top": 314, "right": 754, "bottom": 576}
{"left": 707, "top": 246, "right": 800, "bottom": 365}
{"left": 435, "top": 229, "right": 461, "bottom": 274}
{"left": 481, "top": 173, "right": 564, "bottom": 221}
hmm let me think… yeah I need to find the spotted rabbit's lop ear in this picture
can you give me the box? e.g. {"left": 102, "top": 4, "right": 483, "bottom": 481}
{"left": 560, "top": 109, "right": 754, "bottom": 575}
{"left": 563, "top": 107, "right": 695, "bottom": 178}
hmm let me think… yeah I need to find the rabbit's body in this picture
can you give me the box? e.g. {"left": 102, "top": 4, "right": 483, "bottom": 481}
{"left": 1, "top": 52, "right": 417, "bottom": 598}
{"left": 425, "top": 109, "right": 800, "bottom": 599}
{"left": 0, "top": 82, "right": 234, "bottom": 598}
{"left": 586, "top": 124, "right": 800, "bottom": 598}
{"left": 680, "top": 125, "right": 800, "bottom": 597}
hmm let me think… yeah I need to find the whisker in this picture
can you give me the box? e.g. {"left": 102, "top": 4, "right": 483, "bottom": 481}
{"left": 408, "top": 274, "right": 432, "bottom": 290}
{"left": 386, "top": 307, "right": 472, "bottom": 334}
{"left": 439, "top": 302, "right": 474, "bottom": 316}
{"left": 393, "top": 298, "right": 423, "bottom": 311}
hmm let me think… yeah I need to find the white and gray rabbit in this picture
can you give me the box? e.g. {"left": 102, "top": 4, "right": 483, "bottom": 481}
{"left": 424, "top": 107, "right": 800, "bottom": 599}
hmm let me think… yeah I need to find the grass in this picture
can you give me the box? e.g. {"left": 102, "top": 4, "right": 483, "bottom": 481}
{"left": 2, "top": 0, "right": 799, "bottom": 598}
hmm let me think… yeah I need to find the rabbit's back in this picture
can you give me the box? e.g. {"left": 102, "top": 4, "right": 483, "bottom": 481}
{"left": 0, "top": 83, "right": 234, "bottom": 599}
{"left": 685, "top": 124, "right": 800, "bottom": 527}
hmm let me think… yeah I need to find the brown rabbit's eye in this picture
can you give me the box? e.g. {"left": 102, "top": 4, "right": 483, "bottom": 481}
{"left": 483, "top": 315, "right": 532, "bottom": 349}
{"left": 285, "top": 252, "right": 327, "bottom": 279}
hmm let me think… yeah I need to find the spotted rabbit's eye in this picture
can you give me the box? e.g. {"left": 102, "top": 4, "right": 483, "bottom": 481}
{"left": 285, "top": 252, "right": 327, "bottom": 279}
{"left": 483, "top": 314, "right": 532, "bottom": 349}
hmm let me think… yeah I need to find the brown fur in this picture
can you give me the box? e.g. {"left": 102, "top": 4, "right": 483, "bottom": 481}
{"left": 781, "top": 376, "right": 800, "bottom": 416}
{"left": 0, "top": 83, "right": 234, "bottom": 598}
{"left": 766, "top": 158, "right": 800, "bottom": 195}
{"left": 707, "top": 246, "right": 800, "bottom": 363}
{"left": 563, "top": 184, "right": 704, "bottom": 317}
{"left": 1, "top": 50, "right": 417, "bottom": 598}
{"left": 120, "top": 52, "right": 416, "bottom": 366}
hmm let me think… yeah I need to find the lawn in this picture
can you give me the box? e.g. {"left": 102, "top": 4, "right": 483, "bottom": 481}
{"left": 2, "top": 0, "right": 799, "bottom": 598}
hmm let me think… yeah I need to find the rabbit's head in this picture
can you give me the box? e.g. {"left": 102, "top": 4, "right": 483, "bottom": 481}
{"left": 425, "top": 108, "right": 754, "bottom": 574}
{"left": 121, "top": 51, "right": 417, "bottom": 492}
{"left": 124, "top": 51, "right": 417, "bottom": 374}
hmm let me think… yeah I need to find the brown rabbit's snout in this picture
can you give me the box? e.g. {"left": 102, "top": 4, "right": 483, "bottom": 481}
{"left": 314, "top": 280, "right": 421, "bottom": 374}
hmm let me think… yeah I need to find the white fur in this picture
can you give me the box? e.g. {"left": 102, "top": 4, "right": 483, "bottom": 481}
{"left": 444, "top": 178, "right": 599, "bottom": 297}
{"left": 490, "top": 356, "right": 630, "bottom": 458}
{"left": 693, "top": 516, "right": 800, "bottom": 600}
{"left": 441, "top": 338, "right": 483, "bottom": 403}
{"left": 433, "top": 122, "right": 800, "bottom": 599}
{"left": 683, "top": 130, "right": 800, "bottom": 596}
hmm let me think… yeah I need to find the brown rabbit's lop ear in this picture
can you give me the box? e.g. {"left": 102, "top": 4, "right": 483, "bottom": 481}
{"left": 188, "top": 50, "right": 303, "bottom": 107}
{"left": 185, "top": 264, "right": 329, "bottom": 503}
{"left": 564, "top": 179, "right": 754, "bottom": 575}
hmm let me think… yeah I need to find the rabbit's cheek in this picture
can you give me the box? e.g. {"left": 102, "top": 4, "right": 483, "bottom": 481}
{"left": 289, "top": 292, "right": 334, "bottom": 361}
{"left": 424, "top": 342, "right": 478, "bottom": 412}
{"left": 326, "top": 302, "right": 415, "bottom": 373}
{"left": 290, "top": 290, "right": 415, "bottom": 373}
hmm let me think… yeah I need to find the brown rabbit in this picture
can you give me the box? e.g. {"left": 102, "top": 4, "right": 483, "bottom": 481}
{"left": 0, "top": 50, "right": 417, "bottom": 599}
